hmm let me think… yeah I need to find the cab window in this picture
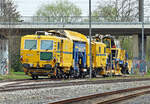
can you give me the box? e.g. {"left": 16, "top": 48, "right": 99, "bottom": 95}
{"left": 99, "top": 47, "right": 101, "bottom": 53}
{"left": 104, "top": 47, "right": 106, "bottom": 53}
{"left": 57, "top": 42, "right": 60, "bottom": 50}
{"left": 24, "top": 40, "right": 37, "bottom": 50}
{"left": 41, "top": 40, "right": 53, "bottom": 50}
{"left": 103, "top": 40, "right": 110, "bottom": 48}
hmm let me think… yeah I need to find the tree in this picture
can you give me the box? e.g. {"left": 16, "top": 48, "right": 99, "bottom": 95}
{"left": 0, "top": 0, "right": 20, "bottom": 22}
{"left": 35, "top": 0, "right": 82, "bottom": 23}
{"left": 92, "top": 5, "right": 118, "bottom": 22}
{"left": 92, "top": 0, "right": 138, "bottom": 22}
{"left": 0, "top": 0, "right": 21, "bottom": 73}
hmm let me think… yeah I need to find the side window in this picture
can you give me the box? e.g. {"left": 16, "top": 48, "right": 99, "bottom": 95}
{"left": 57, "top": 42, "right": 60, "bottom": 50}
{"left": 99, "top": 47, "right": 101, "bottom": 53}
{"left": 104, "top": 47, "right": 106, "bottom": 53}
{"left": 103, "top": 40, "right": 110, "bottom": 48}
{"left": 41, "top": 40, "right": 53, "bottom": 50}
{"left": 24, "top": 40, "right": 37, "bottom": 50}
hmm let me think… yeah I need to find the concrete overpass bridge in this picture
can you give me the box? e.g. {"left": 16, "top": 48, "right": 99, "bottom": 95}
{"left": 0, "top": 22, "right": 150, "bottom": 36}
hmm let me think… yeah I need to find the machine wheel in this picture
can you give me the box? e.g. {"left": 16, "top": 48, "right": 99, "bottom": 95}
{"left": 73, "top": 71, "right": 80, "bottom": 79}
{"left": 64, "top": 74, "right": 69, "bottom": 79}
{"left": 35, "top": 75, "right": 38, "bottom": 79}
{"left": 82, "top": 73, "right": 86, "bottom": 78}
{"left": 92, "top": 71, "right": 97, "bottom": 78}
{"left": 126, "top": 69, "right": 130, "bottom": 74}
{"left": 32, "top": 75, "right": 38, "bottom": 80}
{"left": 32, "top": 75, "right": 35, "bottom": 79}
{"left": 102, "top": 75, "right": 108, "bottom": 77}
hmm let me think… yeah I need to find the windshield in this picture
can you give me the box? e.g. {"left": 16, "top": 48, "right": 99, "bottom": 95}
{"left": 112, "top": 50, "right": 118, "bottom": 58}
{"left": 41, "top": 40, "right": 53, "bottom": 50}
{"left": 24, "top": 40, "right": 37, "bottom": 50}
{"left": 103, "top": 40, "right": 110, "bottom": 48}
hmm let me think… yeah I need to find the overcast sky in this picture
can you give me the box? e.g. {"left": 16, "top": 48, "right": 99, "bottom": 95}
{"left": 14, "top": 0, "right": 100, "bottom": 16}
{"left": 14, "top": 0, "right": 150, "bottom": 17}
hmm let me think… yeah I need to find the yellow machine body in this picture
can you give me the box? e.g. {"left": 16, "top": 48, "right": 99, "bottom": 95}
{"left": 20, "top": 30, "right": 89, "bottom": 78}
{"left": 92, "top": 42, "right": 107, "bottom": 69}
{"left": 101, "top": 35, "right": 132, "bottom": 76}
{"left": 20, "top": 35, "right": 73, "bottom": 76}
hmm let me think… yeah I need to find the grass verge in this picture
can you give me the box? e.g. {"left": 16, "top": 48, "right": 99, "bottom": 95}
{"left": 0, "top": 72, "right": 30, "bottom": 80}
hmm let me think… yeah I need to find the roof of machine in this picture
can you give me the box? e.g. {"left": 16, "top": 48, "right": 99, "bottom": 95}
{"left": 48, "top": 30, "right": 87, "bottom": 42}
{"left": 23, "top": 30, "right": 88, "bottom": 42}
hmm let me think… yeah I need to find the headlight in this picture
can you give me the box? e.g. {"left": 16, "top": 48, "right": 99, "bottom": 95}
{"left": 29, "top": 64, "right": 33, "bottom": 67}
{"left": 83, "top": 69, "right": 87, "bottom": 72}
{"left": 20, "top": 56, "right": 23, "bottom": 61}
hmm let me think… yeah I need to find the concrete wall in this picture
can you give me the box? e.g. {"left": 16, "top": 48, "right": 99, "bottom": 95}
{"left": 0, "top": 38, "right": 8, "bottom": 75}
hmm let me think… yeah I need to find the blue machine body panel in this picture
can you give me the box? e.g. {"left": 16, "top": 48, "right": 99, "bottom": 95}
{"left": 73, "top": 41, "right": 86, "bottom": 71}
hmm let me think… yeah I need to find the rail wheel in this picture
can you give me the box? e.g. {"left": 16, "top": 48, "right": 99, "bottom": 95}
{"left": 64, "top": 74, "right": 69, "bottom": 79}
{"left": 102, "top": 75, "right": 108, "bottom": 77}
{"left": 35, "top": 75, "right": 38, "bottom": 79}
{"left": 32, "top": 75, "right": 38, "bottom": 80}
{"left": 74, "top": 72, "right": 80, "bottom": 79}
{"left": 92, "top": 71, "right": 96, "bottom": 78}
{"left": 31, "top": 75, "right": 35, "bottom": 79}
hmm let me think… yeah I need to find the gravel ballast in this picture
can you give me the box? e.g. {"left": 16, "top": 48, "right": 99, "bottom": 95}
{"left": 1, "top": 80, "right": 150, "bottom": 104}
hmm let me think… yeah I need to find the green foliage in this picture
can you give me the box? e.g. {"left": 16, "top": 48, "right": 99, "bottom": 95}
{"left": 0, "top": 0, "right": 20, "bottom": 22}
{"left": 92, "top": 0, "right": 138, "bottom": 22}
{"left": 35, "top": 0, "right": 82, "bottom": 23}
{"left": 146, "top": 37, "right": 150, "bottom": 61}
{"left": 11, "top": 53, "right": 23, "bottom": 72}
{"left": 0, "top": 72, "right": 30, "bottom": 80}
{"left": 120, "top": 37, "right": 133, "bottom": 59}
{"left": 92, "top": 5, "right": 118, "bottom": 22}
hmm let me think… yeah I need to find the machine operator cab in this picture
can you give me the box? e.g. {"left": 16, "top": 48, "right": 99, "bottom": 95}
{"left": 20, "top": 31, "right": 64, "bottom": 79}
{"left": 102, "top": 35, "right": 116, "bottom": 53}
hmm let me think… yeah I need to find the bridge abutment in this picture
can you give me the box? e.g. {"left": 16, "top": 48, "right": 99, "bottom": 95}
{"left": 132, "top": 34, "right": 147, "bottom": 60}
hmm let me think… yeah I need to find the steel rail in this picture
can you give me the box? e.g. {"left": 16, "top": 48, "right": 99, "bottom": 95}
{"left": 98, "top": 90, "right": 150, "bottom": 104}
{"left": 48, "top": 85, "right": 150, "bottom": 104}
{"left": 1, "top": 78, "right": 150, "bottom": 92}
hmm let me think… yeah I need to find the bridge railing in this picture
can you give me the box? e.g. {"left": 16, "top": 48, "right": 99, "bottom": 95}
{"left": 0, "top": 16, "right": 150, "bottom": 25}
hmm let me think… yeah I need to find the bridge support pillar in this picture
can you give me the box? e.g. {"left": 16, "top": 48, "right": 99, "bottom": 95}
{"left": 0, "top": 35, "right": 8, "bottom": 75}
{"left": 138, "top": 34, "right": 147, "bottom": 60}
{"left": 133, "top": 34, "right": 147, "bottom": 59}
{"left": 8, "top": 35, "right": 22, "bottom": 72}
{"left": 133, "top": 35, "right": 139, "bottom": 58}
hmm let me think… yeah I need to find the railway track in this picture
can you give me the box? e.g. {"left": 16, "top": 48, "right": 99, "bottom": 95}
{"left": 98, "top": 90, "right": 150, "bottom": 104}
{"left": 0, "top": 76, "right": 150, "bottom": 85}
{"left": 49, "top": 85, "right": 150, "bottom": 104}
{"left": 1, "top": 78, "right": 150, "bottom": 92}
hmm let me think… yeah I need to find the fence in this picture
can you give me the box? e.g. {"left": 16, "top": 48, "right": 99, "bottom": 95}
{"left": 0, "top": 16, "right": 150, "bottom": 24}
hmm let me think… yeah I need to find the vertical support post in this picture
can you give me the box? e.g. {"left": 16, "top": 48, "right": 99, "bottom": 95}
{"left": 115, "top": 0, "right": 118, "bottom": 21}
{"left": 142, "top": 20, "right": 144, "bottom": 60}
{"left": 139, "top": 0, "right": 144, "bottom": 60}
{"left": 89, "top": 0, "right": 92, "bottom": 79}
{"left": 110, "top": 53, "right": 112, "bottom": 77}
{"left": 141, "top": 0, "right": 144, "bottom": 60}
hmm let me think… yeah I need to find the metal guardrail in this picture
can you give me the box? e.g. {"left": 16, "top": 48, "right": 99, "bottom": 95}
{"left": 0, "top": 22, "right": 148, "bottom": 25}
{"left": 0, "top": 16, "right": 150, "bottom": 25}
